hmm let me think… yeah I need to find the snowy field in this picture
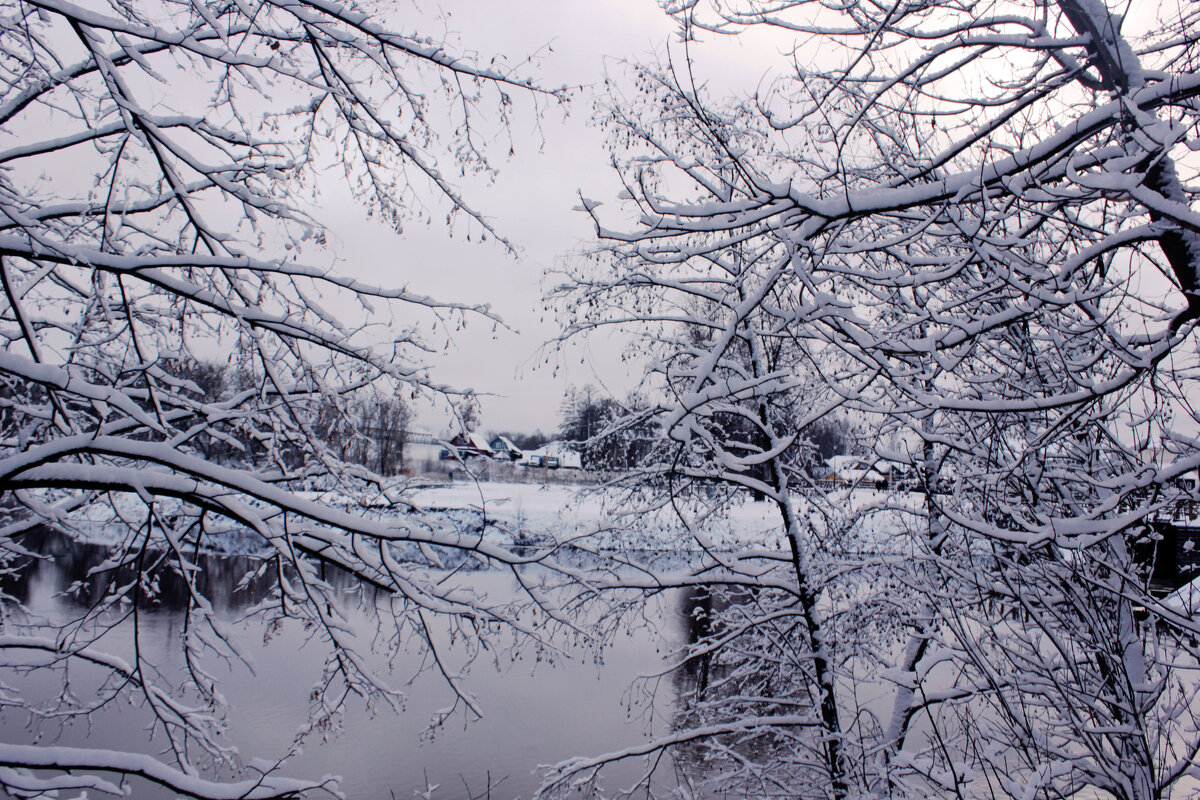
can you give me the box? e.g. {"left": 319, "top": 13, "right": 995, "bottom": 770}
{"left": 45, "top": 479, "right": 924, "bottom": 556}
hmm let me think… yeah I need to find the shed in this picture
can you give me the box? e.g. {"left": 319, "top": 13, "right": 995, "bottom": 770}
{"left": 489, "top": 435, "right": 523, "bottom": 462}
{"left": 443, "top": 432, "right": 494, "bottom": 459}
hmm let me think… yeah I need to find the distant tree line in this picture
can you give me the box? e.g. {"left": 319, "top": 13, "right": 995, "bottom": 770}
{"left": 556, "top": 383, "right": 854, "bottom": 475}
{"left": 169, "top": 360, "right": 847, "bottom": 480}
{"left": 557, "top": 384, "right": 655, "bottom": 471}
{"left": 165, "top": 358, "right": 410, "bottom": 476}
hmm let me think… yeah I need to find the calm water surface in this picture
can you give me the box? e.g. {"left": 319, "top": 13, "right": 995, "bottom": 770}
{"left": 0, "top": 533, "right": 700, "bottom": 799}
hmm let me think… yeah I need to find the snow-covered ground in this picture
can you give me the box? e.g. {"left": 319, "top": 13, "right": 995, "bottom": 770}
{"left": 401, "top": 480, "right": 922, "bottom": 551}
{"left": 38, "top": 480, "right": 922, "bottom": 555}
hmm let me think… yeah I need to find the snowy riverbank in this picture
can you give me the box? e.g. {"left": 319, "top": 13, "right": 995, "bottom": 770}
{"left": 38, "top": 479, "right": 922, "bottom": 556}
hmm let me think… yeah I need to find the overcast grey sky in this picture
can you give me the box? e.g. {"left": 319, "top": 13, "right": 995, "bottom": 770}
{"left": 313, "top": 0, "right": 785, "bottom": 435}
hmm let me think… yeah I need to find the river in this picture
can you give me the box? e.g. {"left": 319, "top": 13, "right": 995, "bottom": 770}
{"left": 0, "top": 530, "right": 701, "bottom": 799}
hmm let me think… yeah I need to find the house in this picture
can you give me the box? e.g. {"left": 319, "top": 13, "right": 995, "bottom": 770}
{"left": 402, "top": 428, "right": 443, "bottom": 472}
{"left": 442, "top": 432, "right": 494, "bottom": 460}
{"left": 489, "top": 435, "right": 523, "bottom": 462}
{"left": 820, "top": 455, "right": 889, "bottom": 489}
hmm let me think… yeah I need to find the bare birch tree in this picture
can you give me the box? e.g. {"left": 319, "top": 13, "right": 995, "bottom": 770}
{"left": 0, "top": 1, "right": 568, "bottom": 797}
{"left": 547, "top": 1, "right": 1200, "bottom": 798}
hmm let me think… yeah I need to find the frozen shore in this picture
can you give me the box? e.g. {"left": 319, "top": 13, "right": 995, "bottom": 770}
{"left": 32, "top": 479, "right": 922, "bottom": 556}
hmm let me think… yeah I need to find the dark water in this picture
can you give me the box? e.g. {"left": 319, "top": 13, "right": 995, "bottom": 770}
{"left": 0, "top": 533, "right": 703, "bottom": 800}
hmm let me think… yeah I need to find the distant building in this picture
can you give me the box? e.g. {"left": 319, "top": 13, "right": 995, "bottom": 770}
{"left": 401, "top": 428, "right": 442, "bottom": 472}
{"left": 820, "top": 455, "right": 889, "bottom": 489}
{"left": 443, "top": 432, "right": 494, "bottom": 459}
{"left": 489, "top": 435, "right": 523, "bottom": 462}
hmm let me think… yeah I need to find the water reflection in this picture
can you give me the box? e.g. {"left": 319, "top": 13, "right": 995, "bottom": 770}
{"left": 669, "top": 583, "right": 816, "bottom": 798}
{"left": 11, "top": 528, "right": 274, "bottom": 612}
{"left": 0, "top": 530, "right": 695, "bottom": 800}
